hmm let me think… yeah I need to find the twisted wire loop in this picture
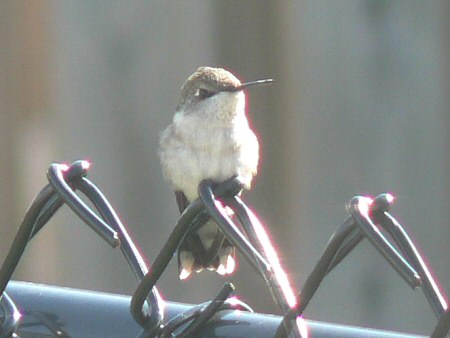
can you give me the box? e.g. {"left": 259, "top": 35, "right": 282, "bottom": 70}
{"left": 0, "top": 160, "right": 164, "bottom": 336}
{"left": 348, "top": 196, "right": 421, "bottom": 288}
{"left": 197, "top": 181, "right": 271, "bottom": 273}
{"left": 49, "top": 161, "right": 163, "bottom": 331}
{"left": 131, "top": 177, "right": 244, "bottom": 331}
{"left": 47, "top": 162, "right": 120, "bottom": 247}
{"left": 132, "top": 176, "right": 303, "bottom": 338}
{"left": 1, "top": 161, "right": 447, "bottom": 338}
{"left": 197, "top": 180, "right": 302, "bottom": 337}
{"left": 199, "top": 180, "right": 303, "bottom": 338}
{"left": 275, "top": 193, "right": 449, "bottom": 338}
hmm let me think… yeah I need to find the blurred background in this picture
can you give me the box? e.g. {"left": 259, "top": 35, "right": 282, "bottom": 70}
{"left": 1, "top": 1, "right": 449, "bottom": 335}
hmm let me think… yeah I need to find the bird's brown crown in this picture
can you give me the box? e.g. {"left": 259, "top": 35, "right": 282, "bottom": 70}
{"left": 176, "top": 67, "right": 241, "bottom": 111}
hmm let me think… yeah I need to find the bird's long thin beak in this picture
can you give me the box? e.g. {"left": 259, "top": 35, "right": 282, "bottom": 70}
{"left": 223, "top": 79, "right": 274, "bottom": 92}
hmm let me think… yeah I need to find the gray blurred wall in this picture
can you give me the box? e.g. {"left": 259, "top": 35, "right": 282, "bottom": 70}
{"left": 1, "top": 1, "right": 449, "bottom": 335}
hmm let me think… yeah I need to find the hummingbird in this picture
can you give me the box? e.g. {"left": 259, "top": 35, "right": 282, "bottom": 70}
{"left": 159, "top": 66, "right": 273, "bottom": 279}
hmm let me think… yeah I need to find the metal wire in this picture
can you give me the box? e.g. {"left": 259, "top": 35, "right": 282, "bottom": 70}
{"left": 274, "top": 216, "right": 357, "bottom": 338}
{"left": 157, "top": 306, "right": 203, "bottom": 338}
{"left": 0, "top": 162, "right": 93, "bottom": 296}
{"left": 46, "top": 163, "right": 120, "bottom": 247}
{"left": 171, "top": 282, "right": 235, "bottom": 338}
{"left": 198, "top": 180, "right": 270, "bottom": 274}
{"left": 0, "top": 183, "right": 55, "bottom": 297}
{"left": 274, "top": 193, "right": 447, "bottom": 338}
{"left": 374, "top": 210, "right": 448, "bottom": 318}
{"left": 30, "top": 194, "right": 65, "bottom": 239}
{"left": 175, "top": 179, "right": 301, "bottom": 337}
{"left": 130, "top": 177, "right": 243, "bottom": 328}
{"left": 73, "top": 177, "right": 163, "bottom": 327}
{"left": 154, "top": 282, "right": 254, "bottom": 338}
{"left": 131, "top": 198, "right": 204, "bottom": 327}
{"left": 431, "top": 310, "right": 450, "bottom": 338}
{"left": 132, "top": 176, "right": 303, "bottom": 337}
{"left": 326, "top": 193, "right": 392, "bottom": 273}
{"left": 227, "top": 196, "right": 301, "bottom": 337}
{"left": 0, "top": 292, "right": 20, "bottom": 337}
{"left": 0, "top": 160, "right": 164, "bottom": 336}
{"left": 1, "top": 160, "right": 448, "bottom": 337}
{"left": 30, "top": 160, "right": 92, "bottom": 239}
{"left": 348, "top": 196, "right": 421, "bottom": 288}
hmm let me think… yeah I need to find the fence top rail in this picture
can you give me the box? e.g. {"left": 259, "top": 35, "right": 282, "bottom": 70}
{"left": 6, "top": 280, "right": 426, "bottom": 338}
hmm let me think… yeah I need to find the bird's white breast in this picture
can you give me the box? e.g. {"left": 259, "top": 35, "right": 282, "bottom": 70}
{"left": 159, "top": 108, "right": 259, "bottom": 201}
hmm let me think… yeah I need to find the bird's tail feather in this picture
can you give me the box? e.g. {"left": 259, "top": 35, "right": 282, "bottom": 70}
{"left": 178, "top": 223, "right": 236, "bottom": 279}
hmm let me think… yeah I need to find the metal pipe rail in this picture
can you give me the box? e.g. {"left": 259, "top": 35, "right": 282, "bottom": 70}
{"left": 5, "top": 281, "right": 426, "bottom": 338}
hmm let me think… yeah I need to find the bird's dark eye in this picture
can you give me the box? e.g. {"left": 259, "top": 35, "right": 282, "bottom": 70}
{"left": 197, "top": 88, "right": 215, "bottom": 99}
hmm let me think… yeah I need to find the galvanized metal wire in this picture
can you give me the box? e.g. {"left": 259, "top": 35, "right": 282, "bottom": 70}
{"left": 0, "top": 160, "right": 448, "bottom": 337}
{"left": 0, "top": 161, "right": 163, "bottom": 335}
{"left": 0, "top": 292, "right": 20, "bottom": 336}
{"left": 432, "top": 310, "right": 450, "bottom": 338}
{"left": 275, "top": 194, "right": 448, "bottom": 338}
{"left": 132, "top": 176, "right": 302, "bottom": 337}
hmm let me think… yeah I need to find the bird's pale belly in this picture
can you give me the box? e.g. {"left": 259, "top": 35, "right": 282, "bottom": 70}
{"left": 167, "top": 146, "right": 242, "bottom": 201}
